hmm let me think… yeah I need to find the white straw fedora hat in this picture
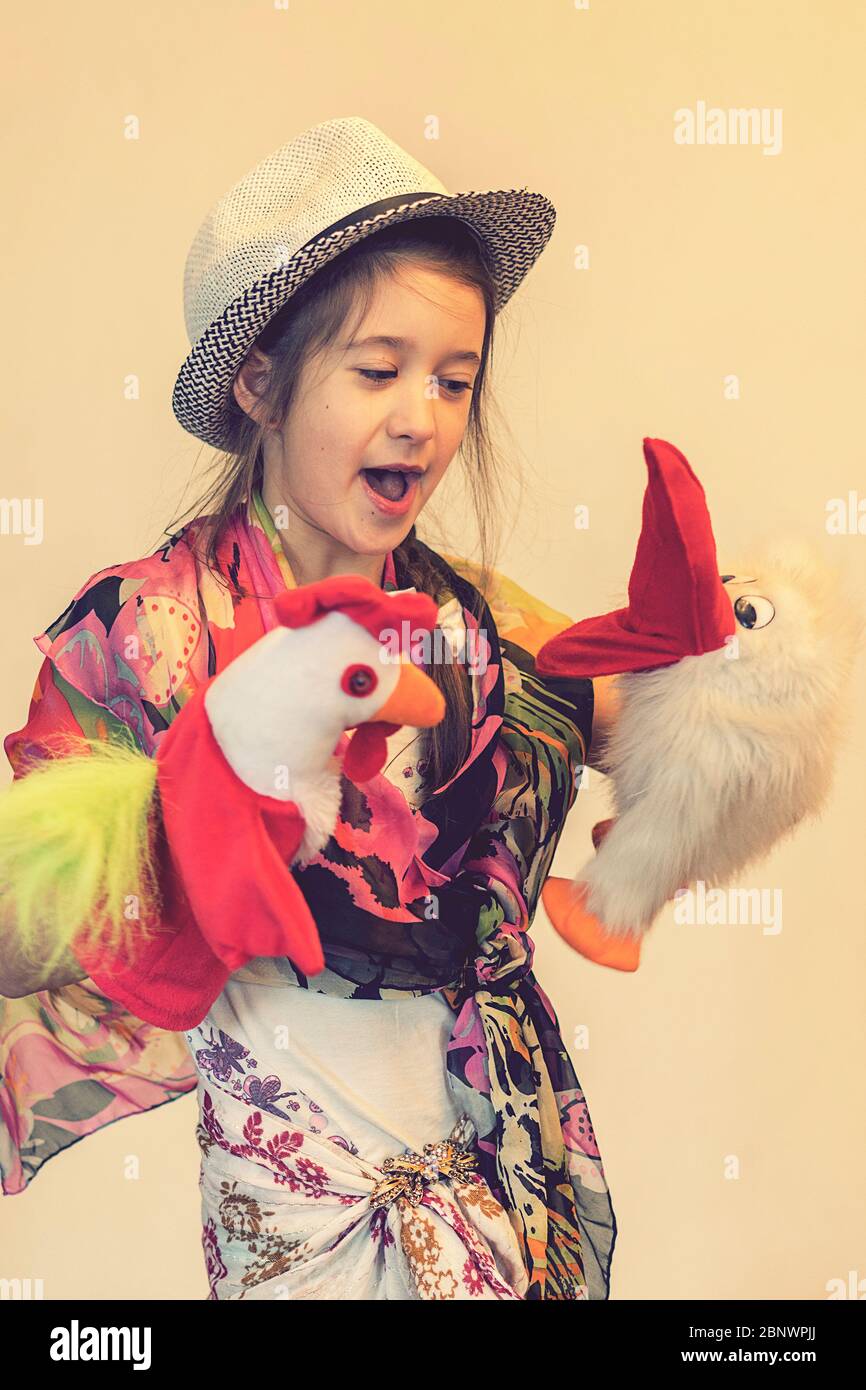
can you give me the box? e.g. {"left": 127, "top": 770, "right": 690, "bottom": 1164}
{"left": 171, "top": 116, "right": 556, "bottom": 449}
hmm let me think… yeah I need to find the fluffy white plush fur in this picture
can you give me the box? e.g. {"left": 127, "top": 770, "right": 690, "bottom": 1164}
{"left": 578, "top": 538, "right": 865, "bottom": 935}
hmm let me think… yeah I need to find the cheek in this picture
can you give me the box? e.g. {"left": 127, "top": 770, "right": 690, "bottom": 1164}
{"left": 421, "top": 460, "right": 452, "bottom": 502}
{"left": 284, "top": 407, "right": 355, "bottom": 486}
{"left": 318, "top": 405, "right": 368, "bottom": 472}
{"left": 429, "top": 427, "right": 466, "bottom": 485}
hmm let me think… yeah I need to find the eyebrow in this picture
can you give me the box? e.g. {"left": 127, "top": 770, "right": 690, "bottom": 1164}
{"left": 345, "top": 333, "right": 481, "bottom": 366}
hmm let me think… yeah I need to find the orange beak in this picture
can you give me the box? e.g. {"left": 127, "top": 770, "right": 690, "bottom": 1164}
{"left": 373, "top": 658, "right": 445, "bottom": 729}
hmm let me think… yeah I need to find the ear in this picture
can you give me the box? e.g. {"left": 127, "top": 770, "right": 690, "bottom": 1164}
{"left": 232, "top": 348, "right": 273, "bottom": 425}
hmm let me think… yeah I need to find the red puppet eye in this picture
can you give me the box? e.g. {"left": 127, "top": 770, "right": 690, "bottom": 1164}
{"left": 341, "top": 663, "right": 379, "bottom": 698}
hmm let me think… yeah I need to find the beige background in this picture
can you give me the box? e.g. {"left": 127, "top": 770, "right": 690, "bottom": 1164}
{"left": 2, "top": 0, "right": 864, "bottom": 1300}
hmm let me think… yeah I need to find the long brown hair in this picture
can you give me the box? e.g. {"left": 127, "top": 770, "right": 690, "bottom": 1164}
{"left": 164, "top": 216, "right": 514, "bottom": 791}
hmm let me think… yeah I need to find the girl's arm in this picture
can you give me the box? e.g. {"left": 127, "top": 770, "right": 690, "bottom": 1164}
{"left": 0, "top": 911, "right": 87, "bottom": 997}
{"left": 585, "top": 673, "right": 623, "bottom": 774}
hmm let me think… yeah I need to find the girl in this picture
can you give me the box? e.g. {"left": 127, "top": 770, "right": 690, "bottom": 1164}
{"left": 0, "top": 117, "right": 619, "bottom": 1300}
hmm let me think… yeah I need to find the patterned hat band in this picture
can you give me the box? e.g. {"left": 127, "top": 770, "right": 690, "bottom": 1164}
{"left": 171, "top": 116, "right": 557, "bottom": 449}
{"left": 316, "top": 190, "right": 444, "bottom": 238}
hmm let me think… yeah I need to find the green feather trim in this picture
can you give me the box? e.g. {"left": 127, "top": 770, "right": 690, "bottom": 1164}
{"left": 0, "top": 734, "right": 163, "bottom": 974}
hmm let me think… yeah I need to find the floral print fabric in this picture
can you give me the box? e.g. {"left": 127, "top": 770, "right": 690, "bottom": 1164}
{"left": 192, "top": 1028, "right": 528, "bottom": 1300}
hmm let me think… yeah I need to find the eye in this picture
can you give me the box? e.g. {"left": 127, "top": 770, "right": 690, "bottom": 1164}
{"left": 341, "top": 663, "right": 379, "bottom": 698}
{"left": 357, "top": 369, "right": 396, "bottom": 384}
{"left": 438, "top": 378, "right": 473, "bottom": 396}
{"left": 733, "top": 595, "right": 775, "bottom": 629}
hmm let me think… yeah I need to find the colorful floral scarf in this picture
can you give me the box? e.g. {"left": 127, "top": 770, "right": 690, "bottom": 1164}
{"left": 1, "top": 487, "right": 617, "bottom": 1299}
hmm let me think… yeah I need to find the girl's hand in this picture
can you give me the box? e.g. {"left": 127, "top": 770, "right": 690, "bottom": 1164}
{"left": 585, "top": 674, "right": 622, "bottom": 773}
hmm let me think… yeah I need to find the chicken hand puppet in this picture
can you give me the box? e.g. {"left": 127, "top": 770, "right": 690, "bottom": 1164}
{"left": 0, "top": 575, "right": 445, "bottom": 1029}
{"left": 536, "top": 437, "right": 864, "bottom": 972}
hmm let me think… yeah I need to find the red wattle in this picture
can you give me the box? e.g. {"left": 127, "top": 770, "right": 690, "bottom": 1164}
{"left": 342, "top": 720, "right": 400, "bottom": 783}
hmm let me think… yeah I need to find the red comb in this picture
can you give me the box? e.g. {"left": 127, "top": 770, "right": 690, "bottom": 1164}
{"left": 273, "top": 574, "right": 438, "bottom": 648}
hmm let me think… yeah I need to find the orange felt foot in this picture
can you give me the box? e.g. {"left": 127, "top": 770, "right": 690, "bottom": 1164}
{"left": 542, "top": 876, "right": 642, "bottom": 972}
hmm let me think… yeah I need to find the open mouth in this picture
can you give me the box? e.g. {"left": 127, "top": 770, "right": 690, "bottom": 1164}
{"left": 361, "top": 468, "right": 415, "bottom": 501}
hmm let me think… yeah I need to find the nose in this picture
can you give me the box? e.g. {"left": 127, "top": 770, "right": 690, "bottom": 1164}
{"left": 386, "top": 377, "right": 436, "bottom": 446}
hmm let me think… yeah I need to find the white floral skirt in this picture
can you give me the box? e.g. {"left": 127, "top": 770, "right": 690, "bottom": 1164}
{"left": 196, "top": 1080, "right": 529, "bottom": 1300}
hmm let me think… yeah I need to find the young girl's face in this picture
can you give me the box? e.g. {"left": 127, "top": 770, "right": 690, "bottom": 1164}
{"left": 253, "top": 264, "right": 485, "bottom": 579}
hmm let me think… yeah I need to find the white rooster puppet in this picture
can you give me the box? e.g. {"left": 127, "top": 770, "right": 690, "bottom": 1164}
{"left": 0, "top": 576, "right": 445, "bottom": 1028}
{"left": 536, "top": 437, "right": 863, "bottom": 972}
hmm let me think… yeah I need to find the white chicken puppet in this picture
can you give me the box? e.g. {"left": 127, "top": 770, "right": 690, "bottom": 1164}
{"left": 536, "top": 437, "right": 863, "bottom": 972}
{"left": 0, "top": 575, "right": 445, "bottom": 1029}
